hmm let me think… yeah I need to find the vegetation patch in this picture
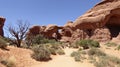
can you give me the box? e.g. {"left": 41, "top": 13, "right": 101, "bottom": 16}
{"left": 49, "top": 48, "right": 56, "bottom": 55}
{"left": 57, "top": 49, "right": 65, "bottom": 55}
{"left": 70, "top": 46, "right": 120, "bottom": 67}
{"left": 76, "top": 39, "right": 100, "bottom": 49}
{"left": 115, "top": 45, "right": 120, "bottom": 50}
{"left": 0, "top": 37, "right": 8, "bottom": 49}
{"left": 104, "top": 42, "right": 117, "bottom": 47}
{"left": 71, "top": 51, "right": 86, "bottom": 62}
{"left": 94, "top": 56, "right": 120, "bottom": 67}
{"left": 31, "top": 45, "right": 51, "bottom": 61}
{"left": 31, "top": 41, "right": 65, "bottom": 61}
{"left": 0, "top": 56, "right": 16, "bottom": 67}
{"left": 88, "top": 48, "right": 106, "bottom": 57}
{"left": 70, "top": 43, "right": 79, "bottom": 48}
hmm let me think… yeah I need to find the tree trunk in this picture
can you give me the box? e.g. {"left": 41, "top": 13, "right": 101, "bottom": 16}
{"left": 17, "top": 40, "right": 21, "bottom": 47}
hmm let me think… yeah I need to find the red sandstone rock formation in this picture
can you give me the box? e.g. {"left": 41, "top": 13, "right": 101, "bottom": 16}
{"left": 27, "top": 24, "right": 61, "bottom": 40}
{"left": 27, "top": 0, "right": 120, "bottom": 42}
{"left": 0, "top": 17, "right": 5, "bottom": 36}
{"left": 62, "top": 0, "right": 120, "bottom": 42}
{"left": 90, "top": 27, "right": 111, "bottom": 42}
{"left": 73, "top": 0, "right": 120, "bottom": 30}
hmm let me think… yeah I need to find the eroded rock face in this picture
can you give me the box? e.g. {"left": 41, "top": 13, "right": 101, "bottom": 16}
{"left": 60, "top": 27, "right": 72, "bottom": 37}
{"left": 28, "top": 26, "right": 41, "bottom": 35}
{"left": 0, "top": 17, "right": 5, "bottom": 36}
{"left": 27, "top": 24, "right": 60, "bottom": 39}
{"left": 67, "top": 0, "right": 120, "bottom": 42}
{"left": 73, "top": 0, "right": 120, "bottom": 30}
{"left": 71, "top": 29, "right": 89, "bottom": 42}
{"left": 90, "top": 27, "right": 111, "bottom": 42}
{"left": 116, "top": 33, "right": 120, "bottom": 40}
{"left": 44, "top": 24, "right": 59, "bottom": 39}
{"left": 27, "top": 0, "right": 120, "bottom": 43}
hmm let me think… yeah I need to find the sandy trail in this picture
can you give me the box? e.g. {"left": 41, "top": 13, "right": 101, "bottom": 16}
{"left": 31, "top": 48, "right": 94, "bottom": 67}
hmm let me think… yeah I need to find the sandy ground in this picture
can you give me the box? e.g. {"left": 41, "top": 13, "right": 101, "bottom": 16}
{"left": 1, "top": 40, "right": 120, "bottom": 67}
{"left": 0, "top": 46, "right": 40, "bottom": 67}
{"left": 31, "top": 47, "right": 94, "bottom": 67}
{"left": 101, "top": 38, "right": 120, "bottom": 58}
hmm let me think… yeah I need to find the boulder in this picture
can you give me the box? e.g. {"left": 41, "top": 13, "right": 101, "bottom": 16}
{"left": 0, "top": 17, "right": 5, "bottom": 36}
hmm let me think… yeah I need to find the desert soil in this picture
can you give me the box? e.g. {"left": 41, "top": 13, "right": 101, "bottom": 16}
{"left": 31, "top": 47, "right": 94, "bottom": 67}
{"left": 1, "top": 39, "right": 120, "bottom": 67}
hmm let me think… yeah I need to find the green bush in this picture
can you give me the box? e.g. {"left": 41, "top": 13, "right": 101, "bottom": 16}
{"left": 94, "top": 56, "right": 120, "bottom": 67}
{"left": 70, "top": 43, "right": 79, "bottom": 48}
{"left": 74, "top": 55, "right": 81, "bottom": 62}
{"left": 49, "top": 48, "right": 56, "bottom": 55}
{"left": 116, "top": 45, "right": 120, "bottom": 50}
{"left": 2, "top": 37, "right": 11, "bottom": 43}
{"left": 29, "top": 35, "right": 57, "bottom": 45}
{"left": 76, "top": 39, "right": 100, "bottom": 49}
{"left": 88, "top": 48, "right": 106, "bottom": 57}
{"left": 90, "top": 40, "right": 100, "bottom": 48}
{"left": 57, "top": 49, "right": 65, "bottom": 55}
{"left": 31, "top": 35, "right": 46, "bottom": 44}
{"left": 31, "top": 45, "right": 51, "bottom": 61}
{"left": 1, "top": 56, "right": 16, "bottom": 67}
{"left": 76, "top": 40, "right": 89, "bottom": 49}
{"left": 0, "top": 37, "right": 7, "bottom": 49}
{"left": 71, "top": 51, "right": 80, "bottom": 57}
{"left": 51, "top": 43, "right": 60, "bottom": 50}
{"left": 105, "top": 42, "right": 117, "bottom": 47}
{"left": 70, "top": 51, "right": 82, "bottom": 62}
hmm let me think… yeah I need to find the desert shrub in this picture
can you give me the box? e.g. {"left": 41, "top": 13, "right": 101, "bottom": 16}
{"left": 29, "top": 34, "right": 57, "bottom": 45}
{"left": 88, "top": 48, "right": 106, "bottom": 57}
{"left": 31, "top": 35, "right": 46, "bottom": 44}
{"left": 49, "top": 48, "right": 56, "bottom": 55}
{"left": 1, "top": 56, "right": 16, "bottom": 67}
{"left": 71, "top": 51, "right": 82, "bottom": 62}
{"left": 71, "top": 51, "right": 80, "bottom": 57}
{"left": 81, "top": 50, "right": 87, "bottom": 55}
{"left": 76, "top": 39, "right": 100, "bottom": 49}
{"left": 74, "top": 54, "right": 81, "bottom": 62}
{"left": 89, "top": 56, "right": 97, "bottom": 63}
{"left": 50, "top": 43, "right": 60, "bottom": 50}
{"left": 105, "top": 42, "right": 117, "bottom": 47}
{"left": 0, "top": 37, "right": 7, "bottom": 49}
{"left": 31, "top": 45, "right": 51, "bottom": 61}
{"left": 47, "top": 43, "right": 65, "bottom": 55}
{"left": 2, "top": 37, "right": 11, "bottom": 43}
{"left": 57, "top": 49, "right": 65, "bottom": 55}
{"left": 90, "top": 40, "right": 100, "bottom": 48}
{"left": 94, "top": 56, "right": 120, "bottom": 67}
{"left": 76, "top": 39, "right": 89, "bottom": 49}
{"left": 45, "top": 43, "right": 61, "bottom": 54}
{"left": 70, "top": 43, "right": 79, "bottom": 48}
{"left": 116, "top": 45, "right": 120, "bottom": 50}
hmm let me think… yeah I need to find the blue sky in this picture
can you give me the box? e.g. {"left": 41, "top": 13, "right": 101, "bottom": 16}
{"left": 0, "top": 0, "right": 101, "bottom": 26}
{"left": 0, "top": 0, "right": 100, "bottom": 36}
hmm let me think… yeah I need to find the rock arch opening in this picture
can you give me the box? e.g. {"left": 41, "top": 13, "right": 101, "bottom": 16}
{"left": 106, "top": 15, "right": 120, "bottom": 38}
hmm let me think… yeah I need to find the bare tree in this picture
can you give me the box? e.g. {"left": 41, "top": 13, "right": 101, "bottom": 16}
{"left": 8, "top": 20, "right": 30, "bottom": 47}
